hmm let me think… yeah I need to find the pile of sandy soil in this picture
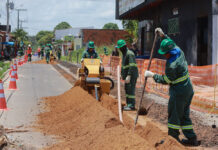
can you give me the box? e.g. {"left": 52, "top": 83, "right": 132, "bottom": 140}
{"left": 32, "top": 59, "right": 57, "bottom": 64}
{"left": 36, "top": 87, "right": 188, "bottom": 150}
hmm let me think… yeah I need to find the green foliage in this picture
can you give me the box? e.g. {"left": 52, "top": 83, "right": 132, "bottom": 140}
{"left": 103, "top": 23, "right": 119, "bottom": 30}
{"left": 0, "top": 62, "right": 10, "bottom": 79}
{"left": 12, "top": 29, "right": 28, "bottom": 42}
{"left": 62, "top": 45, "right": 118, "bottom": 63}
{"left": 36, "top": 31, "right": 54, "bottom": 46}
{"left": 122, "top": 20, "right": 138, "bottom": 43}
{"left": 36, "top": 31, "right": 53, "bottom": 42}
{"left": 54, "top": 22, "right": 72, "bottom": 31}
{"left": 64, "top": 36, "right": 74, "bottom": 42}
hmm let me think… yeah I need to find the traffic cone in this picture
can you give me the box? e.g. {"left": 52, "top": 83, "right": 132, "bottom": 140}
{"left": 14, "top": 59, "right": 18, "bottom": 70}
{"left": 8, "top": 71, "right": 17, "bottom": 90}
{"left": 13, "top": 65, "right": 18, "bottom": 80}
{"left": 0, "top": 80, "right": 7, "bottom": 110}
{"left": 18, "top": 59, "right": 21, "bottom": 66}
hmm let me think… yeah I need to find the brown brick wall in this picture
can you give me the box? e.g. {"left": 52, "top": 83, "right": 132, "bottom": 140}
{"left": 82, "top": 29, "right": 130, "bottom": 46}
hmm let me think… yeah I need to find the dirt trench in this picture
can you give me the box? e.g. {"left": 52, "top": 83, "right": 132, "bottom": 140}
{"left": 36, "top": 86, "right": 189, "bottom": 150}
{"left": 54, "top": 61, "right": 218, "bottom": 148}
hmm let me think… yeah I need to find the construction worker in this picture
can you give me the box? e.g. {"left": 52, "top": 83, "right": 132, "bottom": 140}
{"left": 27, "top": 44, "right": 32, "bottom": 62}
{"left": 104, "top": 47, "right": 109, "bottom": 56}
{"left": 41, "top": 45, "right": 45, "bottom": 59}
{"left": 112, "top": 46, "right": 119, "bottom": 56}
{"left": 57, "top": 47, "right": 61, "bottom": 60}
{"left": 117, "top": 39, "right": 138, "bottom": 111}
{"left": 37, "top": 46, "right": 41, "bottom": 58}
{"left": 45, "top": 44, "right": 50, "bottom": 64}
{"left": 81, "top": 41, "right": 99, "bottom": 62}
{"left": 144, "top": 28, "right": 200, "bottom": 146}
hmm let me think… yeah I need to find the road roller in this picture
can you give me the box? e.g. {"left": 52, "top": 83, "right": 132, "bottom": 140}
{"left": 74, "top": 58, "right": 114, "bottom": 100}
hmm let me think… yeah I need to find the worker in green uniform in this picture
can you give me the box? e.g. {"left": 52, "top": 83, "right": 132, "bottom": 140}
{"left": 104, "top": 47, "right": 109, "bottom": 56}
{"left": 45, "top": 44, "right": 50, "bottom": 64}
{"left": 57, "top": 47, "right": 61, "bottom": 60}
{"left": 144, "top": 28, "right": 200, "bottom": 146}
{"left": 117, "top": 39, "right": 138, "bottom": 111}
{"left": 41, "top": 45, "right": 45, "bottom": 59}
{"left": 81, "top": 41, "right": 99, "bottom": 62}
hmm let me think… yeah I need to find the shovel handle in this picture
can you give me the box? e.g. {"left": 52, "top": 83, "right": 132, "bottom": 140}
{"left": 134, "top": 33, "right": 158, "bottom": 129}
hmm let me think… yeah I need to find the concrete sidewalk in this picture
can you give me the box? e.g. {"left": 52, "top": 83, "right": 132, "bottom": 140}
{"left": 0, "top": 61, "right": 72, "bottom": 149}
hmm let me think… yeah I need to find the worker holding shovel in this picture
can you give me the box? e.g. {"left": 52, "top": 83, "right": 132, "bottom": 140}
{"left": 144, "top": 28, "right": 200, "bottom": 146}
{"left": 117, "top": 39, "right": 138, "bottom": 111}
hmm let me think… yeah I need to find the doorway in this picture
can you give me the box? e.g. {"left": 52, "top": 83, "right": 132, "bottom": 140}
{"left": 197, "top": 16, "right": 208, "bottom": 66}
{"left": 141, "top": 27, "right": 145, "bottom": 55}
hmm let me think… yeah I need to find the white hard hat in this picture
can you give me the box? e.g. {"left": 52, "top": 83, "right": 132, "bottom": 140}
{"left": 28, "top": 44, "right": 31, "bottom": 47}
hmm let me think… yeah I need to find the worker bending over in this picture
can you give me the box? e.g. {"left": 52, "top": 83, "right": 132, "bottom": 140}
{"left": 144, "top": 28, "right": 200, "bottom": 146}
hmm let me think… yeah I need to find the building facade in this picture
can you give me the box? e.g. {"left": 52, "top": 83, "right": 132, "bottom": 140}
{"left": 116, "top": 0, "right": 218, "bottom": 65}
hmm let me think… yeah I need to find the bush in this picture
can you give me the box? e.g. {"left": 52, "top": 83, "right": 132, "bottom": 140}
{"left": 0, "top": 62, "right": 10, "bottom": 79}
{"left": 61, "top": 45, "right": 118, "bottom": 63}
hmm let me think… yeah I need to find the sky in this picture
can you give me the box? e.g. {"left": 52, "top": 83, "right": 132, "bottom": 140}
{"left": 0, "top": 0, "right": 122, "bottom": 36}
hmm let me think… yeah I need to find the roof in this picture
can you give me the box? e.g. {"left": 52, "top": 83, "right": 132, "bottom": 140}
{"left": 55, "top": 27, "right": 94, "bottom": 40}
{"left": 81, "top": 29, "right": 130, "bottom": 46}
{"left": 117, "top": 0, "right": 163, "bottom": 20}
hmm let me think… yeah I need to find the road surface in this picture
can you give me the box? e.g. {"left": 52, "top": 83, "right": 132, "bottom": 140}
{"left": 0, "top": 59, "right": 72, "bottom": 149}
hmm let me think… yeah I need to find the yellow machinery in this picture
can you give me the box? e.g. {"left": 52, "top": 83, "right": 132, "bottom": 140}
{"left": 74, "top": 59, "right": 114, "bottom": 100}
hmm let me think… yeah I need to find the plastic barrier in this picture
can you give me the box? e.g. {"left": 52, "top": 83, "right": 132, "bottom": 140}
{"left": 101, "top": 55, "right": 218, "bottom": 114}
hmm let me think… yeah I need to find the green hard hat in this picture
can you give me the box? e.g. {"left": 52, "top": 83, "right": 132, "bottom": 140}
{"left": 88, "top": 41, "right": 95, "bottom": 48}
{"left": 117, "top": 39, "right": 126, "bottom": 48}
{"left": 158, "top": 39, "right": 176, "bottom": 55}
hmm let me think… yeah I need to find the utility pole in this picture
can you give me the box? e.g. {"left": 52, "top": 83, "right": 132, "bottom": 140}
{"left": 20, "top": 20, "right": 27, "bottom": 29}
{"left": 6, "top": 0, "right": 9, "bottom": 33}
{"left": 16, "top": 9, "right": 27, "bottom": 29}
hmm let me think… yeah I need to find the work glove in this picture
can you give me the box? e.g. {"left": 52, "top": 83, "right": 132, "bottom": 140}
{"left": 155, "top": 27, "right": 164, "bottom": 36}
{"left": 125, "top": 75, "right": 131, "bottom": 84}
{"left": 144, "top": 70, "right": 154, "bottom": 78}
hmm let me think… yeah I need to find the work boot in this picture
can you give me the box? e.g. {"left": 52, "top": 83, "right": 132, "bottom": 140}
{"left": 123, "top": 106, "right": 135, "bottom": 111}
{"left": 181, "top": 137, "right": 201, "bottom": 146}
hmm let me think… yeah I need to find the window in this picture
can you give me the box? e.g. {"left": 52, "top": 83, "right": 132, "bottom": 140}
{"left": 168, "top": 17, "right": 180, "bottom": 34}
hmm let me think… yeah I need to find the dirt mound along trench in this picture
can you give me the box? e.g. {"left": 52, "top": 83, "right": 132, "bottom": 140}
{"left": 32, "top": 59, "right": 57, "bottom": 64}
{"left": 37, "top": 86, "right": 189, "bottom": 150}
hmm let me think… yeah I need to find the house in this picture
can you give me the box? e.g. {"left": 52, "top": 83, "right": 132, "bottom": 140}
{"left": 116, "top": 0, "right": 218, "bottom": 65}
{"left": 54, "top": 27, "right": 94, "bottom": 41}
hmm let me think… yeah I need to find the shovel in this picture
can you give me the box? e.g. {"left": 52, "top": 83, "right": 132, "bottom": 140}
{"left": 134, "top": 33, "right": 158, "bottom": 130}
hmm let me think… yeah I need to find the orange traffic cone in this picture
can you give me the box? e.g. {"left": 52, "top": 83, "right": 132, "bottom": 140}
{"left": 8, "top": 71, "right": 18, "bottom": 90}
{"left": 13, "top": 65, "right": 18, "bottom": 80}
{"left": 18, "top": 59, "right": 21, "bottom": 66}
{"left": 9, "top": 64, "right": 13, "bottom": 76}
{"left": 0, "top": 80, "right": 7, "bottom": 110}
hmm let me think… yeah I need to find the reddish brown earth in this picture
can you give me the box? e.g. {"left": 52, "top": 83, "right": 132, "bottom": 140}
{"left": 32, "top": 59, "right": 57, "bottom": 64}
{"left": 52, "top": 62, "right": 218, "bottom": 148}
{"left": 36, "top": 86, "right": 189, "bottom": 150}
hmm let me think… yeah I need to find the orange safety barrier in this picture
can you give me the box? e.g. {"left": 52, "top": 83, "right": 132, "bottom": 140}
{"left": 101, "top": 55, "right": 218, "bottom": 114}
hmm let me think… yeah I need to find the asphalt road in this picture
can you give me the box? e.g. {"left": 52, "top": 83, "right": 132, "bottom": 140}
{"left": 0, "top": 59, "right": 72, "bottom": 149}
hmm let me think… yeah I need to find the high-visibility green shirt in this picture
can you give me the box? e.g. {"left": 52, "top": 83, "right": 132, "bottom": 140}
{"left": 81, "top": 49, "right": 99, "bottom": 59}
{"left": 153, "top": 37, "right": 193, "bottom": 96}
{"left": 121, "top": 49, "right": 139, "bottom": 80}
{"left": 45, "top": 47, "right": 50, "bottom": 55}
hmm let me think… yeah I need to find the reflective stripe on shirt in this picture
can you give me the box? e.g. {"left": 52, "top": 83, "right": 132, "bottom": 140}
{"left": 122, "top": 63, "right": 137, "bottom": 69}
{"left": 164, "top": 72, "right": 189, "bottom": 85}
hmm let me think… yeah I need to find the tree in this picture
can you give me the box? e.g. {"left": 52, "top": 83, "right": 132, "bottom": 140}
{"left": 54, "top": 22, "right": 72, "bottom": 31}
{"left": 36, "top": 31, "right": 53, "bottom": 42}
{"left": 103, "top": 23, "right": 119, "bottom": 30}
{"left": 37, "top": 32, "right": 54, "bottom": 45}
{"left": 12, "top": 29, "right": 28, "bottom": 42}
{"left": 64, "top": 35, "right": 74, "bottom": 42}
{"left": 122, "top": 20, "right": 138, "bottom": 43}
